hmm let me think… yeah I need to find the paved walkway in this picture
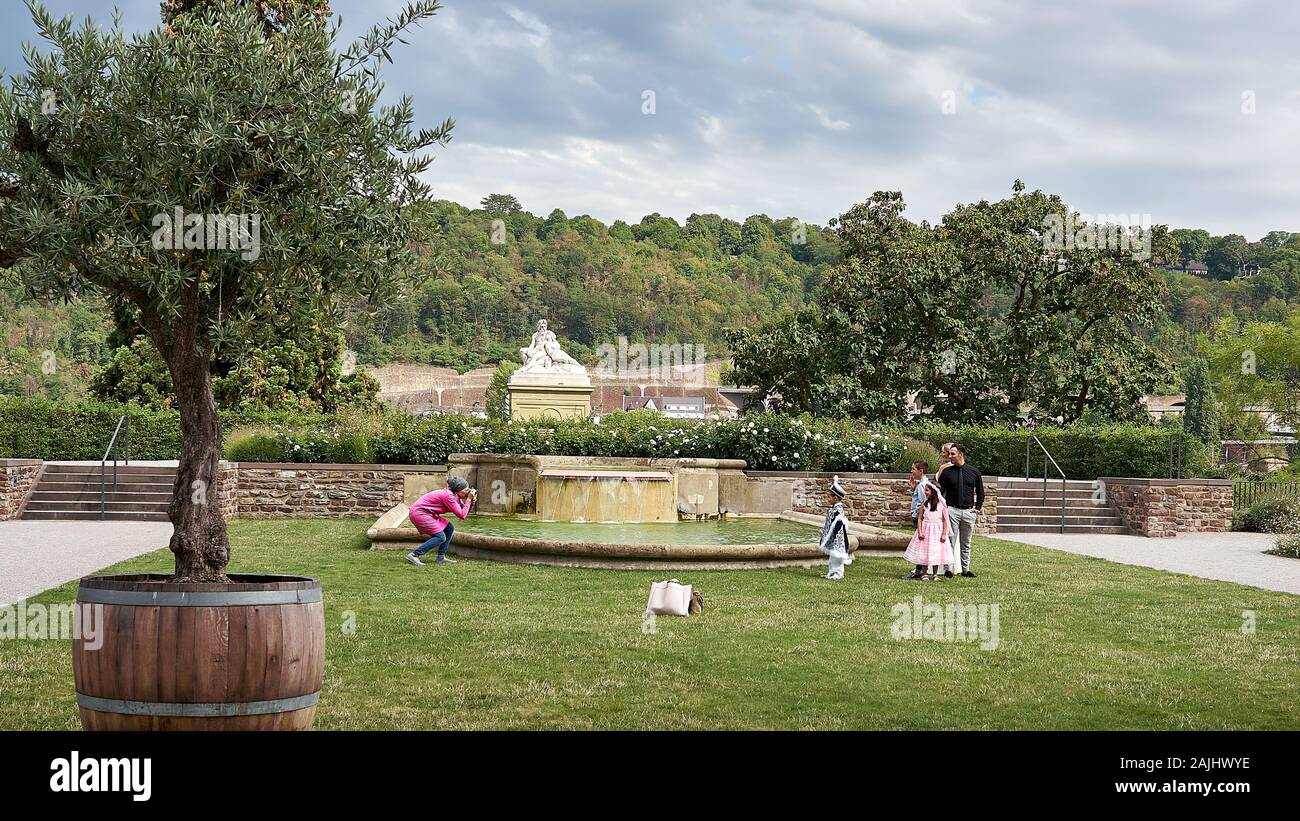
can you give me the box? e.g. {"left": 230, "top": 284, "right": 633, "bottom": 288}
{"left": 0, "top": 521, "right": 173, "bottom": 607}
{"left": 989, "top": 531, "right": 1300, "bottom": 595}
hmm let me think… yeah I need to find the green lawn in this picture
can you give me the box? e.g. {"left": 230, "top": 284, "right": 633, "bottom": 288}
{"left": 2, "top": 518, "right": 1298, "bottom": 730}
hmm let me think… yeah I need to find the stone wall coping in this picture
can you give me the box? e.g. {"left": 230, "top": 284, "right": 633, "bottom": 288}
{"left": 0, "top": 459, "right": 43, "bottom": 467}
{"left": 225, "top": 462, "right": 448, "bottom": 472}
{"left": 1099, "top": 477, "right": 1234, "bottom": 487}
{"left": 746, "top": 470, "right": 1001, "bottom": 484}
{"left": 447, "top": 453, "right": 749, "bottom": 470}
{"left": 747, "top": 470, "right": 911, "bottom": 479}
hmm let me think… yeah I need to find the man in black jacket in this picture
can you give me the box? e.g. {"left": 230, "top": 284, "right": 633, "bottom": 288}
{"left": 937, "top": 443, "right": 982, "bottom": 577}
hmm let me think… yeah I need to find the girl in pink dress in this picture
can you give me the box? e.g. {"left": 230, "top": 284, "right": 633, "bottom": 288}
{"left": 904, "top": 483, "right": 952, "bottom": 581}
{"left": 406, "top": 476, "right": 476, "bottom": 566}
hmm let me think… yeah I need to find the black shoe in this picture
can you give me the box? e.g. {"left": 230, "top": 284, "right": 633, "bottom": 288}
{"left": 904, "top": 571, "right": 924, "bottom": 580}
{"left": 943, "top": 570, "right": 955, "bottom": 578}
{"left": 961, "top": 570, "right": 976, "bottom": 578}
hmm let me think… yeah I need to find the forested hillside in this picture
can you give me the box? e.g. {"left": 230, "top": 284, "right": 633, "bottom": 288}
{"left": 3, "top": 191, "right": 1300, "bottom": 409}
{"left": 339, "top": 195, "right": 840, "bottom": 372}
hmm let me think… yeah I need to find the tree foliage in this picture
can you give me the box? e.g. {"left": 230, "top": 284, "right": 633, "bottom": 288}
{"left": 1205, "top": 310, "right": 1300, "bottom": 436}
{"left": 1182, "top": 357, "right": 1219, "bottom": 445}
{"left": 729, "top": 185, "right": 1168, "bottom": 424}
{"left": 0, "top": 0, "right": 450, "bottom": 579}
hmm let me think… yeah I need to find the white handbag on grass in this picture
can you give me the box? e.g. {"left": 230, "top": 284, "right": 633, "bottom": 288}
{"left": 645, "top": 579, "right": 693, "bottom": 617}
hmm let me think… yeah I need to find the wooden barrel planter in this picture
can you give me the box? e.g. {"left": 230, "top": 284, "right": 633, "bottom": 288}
{"left": 73, "top": 574, "right": 324, "bottom": 731}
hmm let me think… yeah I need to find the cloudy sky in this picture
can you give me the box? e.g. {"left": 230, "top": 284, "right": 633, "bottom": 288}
{"left": 3, "top": 0, "right": 1298, "bottom": 237}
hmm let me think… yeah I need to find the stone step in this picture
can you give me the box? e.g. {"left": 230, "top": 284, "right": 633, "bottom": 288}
{"left": 997, "top": 523, "right": 1129, "bottom": 535}
{"left": 37, "top": 471, "right": 176, "bottom": 483}
{"left": 24, "top": 500, "right": 171, "bottom": 514}
{"left": 43, "top": 464, "right": 178, "bottom": 476}
{"left": 997, "top": 479, "right": 1098, "bottom": 488}
{"left": 29, "top": 490, "right": 174, "bottom": 503}
{"left": 998, "top": 513, "right": 1126, "bottom": 526}
{"left": 21, "top": 510, "right": 171, "bottom": 522}
{"left": 998, "top": 499, "right": 1114, "bottom": 511}
{"left": 34, "top": 478, "right": 175, "bottom": 491}
{"left": 999, "top": 489, "right": 1104, "bottom": 501}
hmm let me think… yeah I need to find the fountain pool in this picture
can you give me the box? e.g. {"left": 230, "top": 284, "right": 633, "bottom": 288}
{"left": 366, "top": 510, "right": 877, "bottom": 569}
{"left": 458, "top": 516, "right": 820, "bottom": 544}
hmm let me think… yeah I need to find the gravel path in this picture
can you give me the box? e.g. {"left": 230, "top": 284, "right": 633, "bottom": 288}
{"left": 988, "top": 531, "right": 1300, "bottom": 595}
{"left": 0, "top": 521, "right": 173, "bottom": 606}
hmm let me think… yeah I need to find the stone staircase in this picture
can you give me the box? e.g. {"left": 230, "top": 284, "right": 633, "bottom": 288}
{"left": 21, "top": 463, "right": 175, "bottom": 522}
{"left": 997, "top": 478, "right": 1128, "bottom": 535}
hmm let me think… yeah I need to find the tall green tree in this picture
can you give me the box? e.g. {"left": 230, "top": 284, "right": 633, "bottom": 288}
{"left": 1171, "top": 227, "right": 1211, "bottom": 264}
{"left": 479, "top": 192, "right": 522, "bottom": 216}
{"left": 730, "top": 184, "right": 1167, "bottom": 423}
{"left": 1205, "top": 234, "right": 1251, "bottom": 280}
{"left": 1182, "top": 358, "right": 1220, "bottom": 445}
{"left": 0, "top": 0, "right": 452, "bottom": 580}
{"left": 1206, "top": 311, "right": 1300, "bottom": 436}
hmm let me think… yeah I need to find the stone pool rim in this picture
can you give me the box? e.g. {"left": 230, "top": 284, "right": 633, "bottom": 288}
{"left": 368, "top": 509, "right": 908, "bottom": 570}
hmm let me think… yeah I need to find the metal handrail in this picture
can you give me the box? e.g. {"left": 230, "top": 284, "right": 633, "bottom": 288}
{"left": 100, "top": 415, "right": 130, "bottom": 520}
{"left": 1024, "top": 435, "right": 1067, "bottom": 534}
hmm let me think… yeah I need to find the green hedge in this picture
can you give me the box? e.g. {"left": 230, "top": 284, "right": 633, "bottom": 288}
{"left": 901, "top": 423, "right": 1212, "bottom": 480}
{"left": 0, "top": 397, "right": 1211, "bottom": 480}
{"left": 0, "top": 397, "right": 344, "bottom": 461}
{"left": 0, "top": 397, "right": 182, "bottom": 461}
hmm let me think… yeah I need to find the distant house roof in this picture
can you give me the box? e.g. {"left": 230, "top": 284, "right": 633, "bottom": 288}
{"left": 1167, "top": 261, "right": 1208, "bottom": 274}
{"left": 623, "top": 395, "right": 707, "bottom": 417}
{"left": 717, "top": 386, "right": 757, "bottom": 414}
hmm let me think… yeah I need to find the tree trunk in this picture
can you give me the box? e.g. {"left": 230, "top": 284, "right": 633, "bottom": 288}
{"left": 162, "top": 336, "right": 230, "bottom": 583}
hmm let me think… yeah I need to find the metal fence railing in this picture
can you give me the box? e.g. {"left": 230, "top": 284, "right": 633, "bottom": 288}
{"left": 1233, "top": 479, "right": 1300, "bottom": 509}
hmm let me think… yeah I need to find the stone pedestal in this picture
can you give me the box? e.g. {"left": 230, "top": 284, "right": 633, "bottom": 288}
{"left": 507, "top": 371, "right": 594, "bottom": 421}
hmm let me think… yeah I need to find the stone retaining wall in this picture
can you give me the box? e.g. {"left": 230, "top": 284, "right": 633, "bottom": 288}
{"left": 0, "top": 456, "right": 1228, "bottom": 537}
{"left": 0, "top": 459, "right": 42, "bottom": 520}
{"left": 756, "top": 471, "right": 999, "bottom": 534}
{"left": 220, "top": 463, "right": 447, "bottom": 519}
{"left": 1101, "top": 478, "right": 1233, "bottom": 538}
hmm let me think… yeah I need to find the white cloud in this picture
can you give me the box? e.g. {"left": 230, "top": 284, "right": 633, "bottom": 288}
{"left": 5, "top": 0, "right": 1298, "bottom": 236}
{"left": 807, "top": 105, "right": 850, "bottom": 131}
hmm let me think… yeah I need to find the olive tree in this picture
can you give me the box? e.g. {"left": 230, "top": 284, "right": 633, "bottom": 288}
{"left": 0, "top": 0, "right": 452, "bottom": 580}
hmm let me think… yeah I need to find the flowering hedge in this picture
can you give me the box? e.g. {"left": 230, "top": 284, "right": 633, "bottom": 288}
{"left": 368, "top": 411, "right": 903, "bottom": 472}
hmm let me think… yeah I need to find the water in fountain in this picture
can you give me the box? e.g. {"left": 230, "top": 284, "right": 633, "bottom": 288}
{"left": 537, "top": 471, "right": 676, "bottom": 523}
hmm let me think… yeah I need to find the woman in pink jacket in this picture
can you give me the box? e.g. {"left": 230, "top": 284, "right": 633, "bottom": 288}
{"left": 406, "top": 476, "right": 476, "bottom": 566}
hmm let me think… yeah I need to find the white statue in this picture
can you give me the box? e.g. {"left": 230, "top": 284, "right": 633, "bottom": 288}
{"left": 517, "top": 319, "right": 586, "bottom": 375}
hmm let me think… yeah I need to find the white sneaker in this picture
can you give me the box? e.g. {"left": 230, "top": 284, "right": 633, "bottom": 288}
{"left": 406, "top": 553, "right": 425, "bottom": 566}
{"left": 436, "top": 556, "right": 457, "bottom": 564}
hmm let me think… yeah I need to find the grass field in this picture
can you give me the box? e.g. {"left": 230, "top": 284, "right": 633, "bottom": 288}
{"left": 1, "top": 518, "right": 1297, "bottom": 730}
